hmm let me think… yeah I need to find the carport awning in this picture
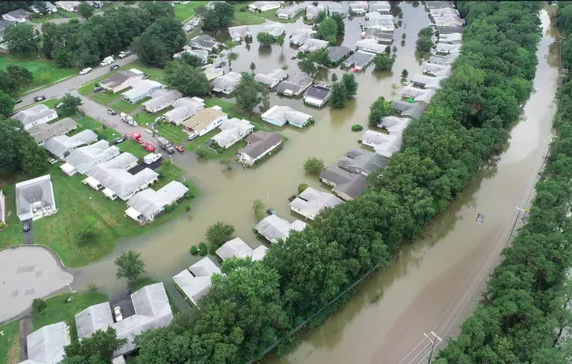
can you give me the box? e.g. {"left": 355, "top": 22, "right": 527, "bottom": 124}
{"left": 125, "top": 207, "right": 143, "bottom": 221}
{"left": 60, "top": 163, "right": 75, "bottom": 175}
{"left": 84, "top": 176, "right": 101, "bottom": 189}
{"left": 103, "top": 188, "right": 116, "bottom": 198}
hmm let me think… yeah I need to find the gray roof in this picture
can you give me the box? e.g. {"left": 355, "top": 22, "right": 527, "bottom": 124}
{"left": 239, "top": 131, "right": 282, "bottom": 160}
{"left": 343, "top": 50, "right": 376, "bottom": 68}
{"left": 261, "top": 105, "right": 312, "bottom": 127}
{"left": 255, "top": 215, "right": 307, "bottom": 243}
{"left": 305, "top": 85, "right": 331, "bottom": 101}
{"left": 400, "top": 86, "right": 436, "bottom": 104}
{"left": 289, "top": 187, "right": 344, "bottom": 220}
{"left": 364, "top": 28, "right": 394, "bottom": 42}
{"left": 411, "top": 74, "right": 444, "bottom": 89}
{"left": 428, "top": 55, "right": 455, "bottom": 65}
{"left": 378, "top": 116, "right": 410, "bottom": 134}
{"left": 338, "top": 149, "right": 388, "bottom": 175}
{"left": 164, "top": 97, "right": 205, "bottom": 125}
{"left": 437, "top": 25, "right": 464, "bottom": 34}
{"left": 87, "top": 154, "right": 158, "bottom": 200}
{"left": 289, "top": 28, "right": 314, "bottom": 45}
{"left": 212, "top": 118, "right": 254, "bottom": 147}
{"left": 64, "top": 140, "right": 120, "bottom": 174}
{"left": 262, "top": 23, "right": 286, "bottom": 37}
{"left": 75, "top": 283, "right": 173, "bottom": 356}
{"left": 276, "top": 73, "right": 313, "bottom": 95}
{"left": 211, "top": 72, "right": 241, "bottom": 94}
{"left": 426, "top": 1, "right": 453, "bottom": 9}
{"left": 361, "top": 130, "right": 403, "bottom": 157}
{"left": 277, "top": 4, "right": 303, "bottom": 17}
{"left": 391, "top": 100, "right": 427, "bottom": 119}
{"left": 127, "top": 181, "right": 188, "bottom": 219}
{"left": 15, "top": 175, "right": 55, "bottom": 221}
{"left": 190, "top": 35, "right": 218, "bottom": 49}
{"left": 320, "top": 166, "right": 356, "bottom": 185}
{"left": 299, "top": 38, "right": 329, "bottom": 52}
{"left": 26, "top": 322, "right": 67, "bottom": 364}
{"left": 75, "top": 302, "right": 114, "bottom": 340}
{"left": 12, "top": 105, "right": 57, "bottom": 127}
{"left": 100, "top": 70, "right": 139, "bottom": 88}
{"left": 215, "top": 237, "right": 253, "bottom": 260}
{"left": 327, "top": 46, "right": 352, "bottom": 62}
{"left": 43, "top": 130, "right": 98, "bottom": 157}
{"left": 143, "top": 89, "right": 182, "bottom": 111}
{"left": 356, "top": 39, "right": 388, "bottom": 53}
{"left": 28, "top": 117, "right": 77, "bottom": 144}
{"left": 228, "top": 25, "right": 251, "bottom": 40}
{"left": 332, "top": 173, "right": 367, "bottom": 200}
{"left": 123, "top": 80, "right": 163, "bottom": 100}
{"left": 0, "top": 19, "right": 15, "bottom": 31}
{"left": 174, "top": 258, "right": 221, "bottom": 305}
{"left": 4, "top": 8, "right": 32, "bottom": 19}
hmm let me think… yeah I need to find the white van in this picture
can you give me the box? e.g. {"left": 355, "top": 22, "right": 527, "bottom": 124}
{"left": 144, "top": 153, "right": 162, "bottom": 165}
{"left": 100, "top": 56, "right": 114, "bottom": 67}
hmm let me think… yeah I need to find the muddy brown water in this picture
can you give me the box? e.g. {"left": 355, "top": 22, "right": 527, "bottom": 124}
{"left": 68, "top": 5, "right": 558, "bottom": 364}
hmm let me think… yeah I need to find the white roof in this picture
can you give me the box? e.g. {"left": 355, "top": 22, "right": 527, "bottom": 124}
{"left": 255, "top": 214, "right": 307, "bottom": 243}
{"left": 411, "top": 74, "right": 445, "bottom": 89}
{"left": 211, "top": 72, "right": 242, "bottom": 93}
{"left": 122, "top": 80, "right": 163, "bottom": 100}
{"left": 251, "top": 245, "right": 268, "bottom": 261}
{"left": 262, "top": 23, "right": 286, "bottom": 37}
{"left": 26, "top": 322, "right": 67, "bottom": 364}
{"left": 356, "top": 39, "right": 387, "bottom": 53}
{"left": 290, "top": 28, "right": 314, "bottom": 44}
{"left": 12, "top": 105, "right": 58, "bottom": 126}
{"left": 75, "top": 302, "right": 114, "bottom": 340}
{"left": 43, "top": 130, "right": 98, "bottom": 157}
{"left": 215, "top": 237, "right": 253, "bottom": 260}
{"left": 362, "top": 130, "right": 402, "bottom": 157}
{"left": 422, "top": 62, "right": 452, "bottom": 76}
{"left": 164, "top": 97, "right": 205, "bottom": 125}
{"left": 174, "top": 257, "right": 221, "bottom": 305}
{"left": 289, "top": 187, "right": 344, "bottom": 219}
{"left": 212, "top": 118, "right": 254, "bottom": 147}
{"left": 143, "top": 89, "right": 182, "bottom": 111}
{"left": 16, "top": 174, "right": 56, "bottom": 221}
{"left": 127, "top": 181, "right": 188, "bottom": 219}
{"left": 299, "top": 38, "right": 329, "bottom": 52}
{"left": 64, "top": 140, "right": 120, "bottom": 174}
{"left": 261, "top": 105, "right": 312, "bottom": 127}
{"left": 400, "top": 86, "right": 436, "bottom": 104}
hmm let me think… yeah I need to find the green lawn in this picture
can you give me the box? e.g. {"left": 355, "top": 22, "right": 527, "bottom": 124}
{"left": 121, "top": 61, "right": 165, "bottom": 83}
{"left": 78, "top": 74, "right": 112, "bottom": 96}
{"left": 232, "top": 9, "right": 266, "bottom": 26}
{"left": 0, "top": 55, "right": 78, "bottom": 95}
{"left": 0, "top": 320, "right": 19, "bottom": 364}
{"left": 117, "top": 140, "right": 149, "bottom": 160}
{"left": 24, "top": 163, "right": 192, "bottom": 267}
{"left": 156, "top": 123, "right": 188, "bottom": 144}
{"left": 258, "top": 10, "right": 301, "bottom": 23}
{"left": 155, "top": 161, "right": 186, "bottom": 189}
{"left": 42, "top": 99, "right": 61, "bottom": 109}
{"left": 112, "top": 98, "right": 149, "bottom": 114}
{"left": 31, "top": 12, "right": 63, "bottom": 23}
{"left": 133, "top": 107, "right": 172, "bottom": 127}
{"left": 0, "top": 185, "right": 24, "bottom": 248}
{"left": 92, "top": 91, "right": 123, "bottom": 106}
{"left": 75, "top": 116, "right": 103, "bottom": 130}
{"left": 57, "top": 9, "right": 79, "bottom": 19}
{"left": 185, "top": 128, "right": 219, "bottom": 153}
{"left": 32, "top": 292, "right": 108, "bottom": 342}
{"left": 204, "top": 98, "right": 279, "bottom": 132}
{"left": 174, "top": 1, "right": 209, "bottom": 23}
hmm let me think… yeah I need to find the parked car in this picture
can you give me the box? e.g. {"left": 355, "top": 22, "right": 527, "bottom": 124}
{"left": 93, "top": 86, "right": 104, "bottom": 93}
{"left": 22, "top": 220, "right": 31, "bottom": 232}
{"left": 33, "top": 95, "right": 46, "bottom": 102}
{"left": 110, "top": 64, "right": 120, "bottom": 71}
{"left": 175, "top": 144, "right": 184, "bottom": 152}
{"left": 107, "top": 108, "right": 117, "bottom": 115}
{"left": 113, "top": 306, "right": 123, "bottom": 322}
{"left": 144, "top": 153, "right": 162, "bottom": 165}
{"left": 79, "top": 67, "right": 92, "bottom": 75}
{"left": 15, "top": 98, "right": 22, "bottom": 104}
{"left": 113, "top": 136, "right": 125, "bottom": 145}
{"left": 55, "top": 103, "right": 64, "bottom": 109}
{"left": 100, "top": 56, "right": 114, "bottom": 67}
{"left": 118, "top": 50, "right": 131, "bottom": 59}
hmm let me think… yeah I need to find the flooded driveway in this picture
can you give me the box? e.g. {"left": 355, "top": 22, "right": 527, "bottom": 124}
{"left": 268, "top": 10, "right": 560, "bottom": 364}
{"left": 69, "top": 2, "right": 432, "bottom": 304}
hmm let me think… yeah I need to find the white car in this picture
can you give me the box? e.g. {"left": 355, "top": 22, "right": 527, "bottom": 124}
{"left": 113, "top": 306, "right": 123, "bottom": 322}
{"left": 79, "top": 68, "right": 92, "bottom": 75}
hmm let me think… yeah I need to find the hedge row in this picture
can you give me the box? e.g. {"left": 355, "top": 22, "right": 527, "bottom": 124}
{"left": 133, "top": 3, "right": 545, "bottom": 364}
{"left": 435, "top": 5, "right": 572, "bottom": 363}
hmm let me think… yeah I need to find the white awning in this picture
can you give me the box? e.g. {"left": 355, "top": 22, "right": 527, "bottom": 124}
{"left": 83, "top": 176, "right": 101, "bottom": 190}
{"left": 103, "top": 188, "right": 116, "bottom": 198}
{"left": 125, "top": 207, "right": 143, "bottom": 221}
{"left": 60, "top": 162, "right": 76, "bottom": 175}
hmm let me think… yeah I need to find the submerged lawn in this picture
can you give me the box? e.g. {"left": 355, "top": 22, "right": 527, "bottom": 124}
{"left": 32, "top": 292, "right": 108, "bottom": 342}
{"left": 0, "top": 55, "right": 78, "bottom": 95}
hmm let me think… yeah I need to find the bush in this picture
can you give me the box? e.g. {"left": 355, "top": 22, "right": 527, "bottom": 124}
{"left": 208, "top": 243, "right": 218, "bottom": 255}
{"left": 198, "top": 242, "right": 207, "bottom": 256}
{"left": 184, "top": 190, "right": 194, "bottom": 199}
{"left": 298, "top": 183, "right": 309, "bottom": 193}
{"left": 206, "top": 222, "right": 235, "bottom": 249}
{"left": 351, "top": 124, "right": 363, "bottom": 132}
{"left": 303, "top": 157, "right": 325, "bottom": 174}
{"left": 190, "top": 245, "right": 198, "bottom": 255}
{"left": 164, "top": 204, "right": 174, "bottom": 212}
{"left": 87, "top": 283, "right": 98, "bottom": 294}
{"left": 185, "top": 205, "right": 191, "bottom": 212}
{"left": 196, "top": 147, "right": 211, "bottom": 159}
{"left": 32, "top": 298, "right": 47, "bottom": 313}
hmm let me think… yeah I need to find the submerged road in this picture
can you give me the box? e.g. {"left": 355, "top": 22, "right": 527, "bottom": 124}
{"left": 273, "top": 10, "right": 559, "bottom": 364}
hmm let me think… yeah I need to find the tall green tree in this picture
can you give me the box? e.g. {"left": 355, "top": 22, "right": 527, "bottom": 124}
{"left": 341, "top": 73, "right": 358, "bottom": 98}
{"left": 299, "top": 59, "right": 317, "bottom": 76}
{"left": 206, "top": 221, "right": 235, "bottom": 249}
{"left": 368, "top": 96, "right": 393, "bottom": 127}
{"left": 164, "top": 60, "right": 210, "bottom": 97}
{"left": 132, "top": 17, "right": 186, "bottom": 67}
{"left": 196, "top": 1, "right": 234, "bottom": 31}
{"left": 235, "top": 72, "right": 265, "bottom": 112}
{"left": 0, "top": 117, "right": 48, "bottom": 177}
{"left": 256, "top": 32, "right": 276, "bottom": 47}
{"left": 373, "top": 52, "right": 396, "bottom": 70}
{"left": 0, "top": 91, "right": 15, "bottom": 118}
{"left": 179, "top": 52, "right": 205, "bottom": 68}
{"left": 316, "top": 17, "right": 338, "bottom": 44}
{"left": 59, "top": 93, "right": 82, "bottom": 117}
{"left": 4, "top": 22, "right": 36, "bottom": 55}
{"left": 330, "top": 81, "right": 347, "bottom": 108}
{"left": 114, "top": 250, "right": 146, "bottom": 283}
{"left": 63, "top": 327, "right": 126, "bottom": 364}
{"left": 78, "top": 2, "right": 94, "bottom": 19}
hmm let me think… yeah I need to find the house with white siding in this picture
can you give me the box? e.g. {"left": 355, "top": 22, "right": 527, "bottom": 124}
{"left": 143, "top": 89, "right": 182, "bottom": 113}
{"left": 122, "top": 80, "right": 163, "bottom": 104}
{"left": 12, "top": 105, "right": 58, "bottom": 131}
{"left": 211, "top": 118, "right": 254, "bottom": 149}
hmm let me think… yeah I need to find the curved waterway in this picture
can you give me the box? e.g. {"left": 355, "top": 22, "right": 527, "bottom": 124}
{"left": 267, "top": 9, "right": 560, "bottom": 364}
{"left": 69, "top": 2, "right": 432, "bottom": 304}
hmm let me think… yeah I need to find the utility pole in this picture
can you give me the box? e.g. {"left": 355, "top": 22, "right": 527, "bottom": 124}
{"left": 424, "top": 331, "right": 443, "bottom": 364}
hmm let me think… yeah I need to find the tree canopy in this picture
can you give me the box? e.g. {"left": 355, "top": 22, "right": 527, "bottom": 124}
{"left": 77, "top": 2, "right": 94, "bottom": 19}
{"left": 114, "top": 250, "right": 146, "bottom": 283}
{"left": 373, "top": 52, "right": 396, "bottom": 71}
{"left": 164, "top": 60, "right": 210, "bottom": 97}
{"left": 63, "top": 327, "right": 126, "bottom": 364}
{"left": 196, "top": 1, "right": 234, "bottom": 31}
{"left": 133, "top": 17, "right": 186, "bottom": 68}
{"left": 0, "top": 117, "right": 49, "bottom": 177}
{"left": 235, "top": 73, "right": 266, "bottom": 112}
{"left": 206, "top": 221, "right": 235, "bottom": 249}
{"left": 316, "top": 17, "right": 338, "bottom": 44}
{"left": 4, "top": 22, "right": 36, "bottom": 55}
{"left": 330, "top": 82, "right": 347, "bottom": 108}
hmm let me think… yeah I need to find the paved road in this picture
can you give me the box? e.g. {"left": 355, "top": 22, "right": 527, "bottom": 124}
{"left": 16, "top": 54, "right": 139, "bottom": 110}
{"left": 0, "top": 246, "right": 73, "bottom": 323}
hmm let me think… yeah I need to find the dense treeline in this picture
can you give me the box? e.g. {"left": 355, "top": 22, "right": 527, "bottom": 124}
{"left": 41, "top": 2, "right": 175, "bottom": 68}
{"left": 435, "top": 5, "right": 572, "bottom": 364}
{"left": 134, "top": 2, "right": 544, "bottom": 364}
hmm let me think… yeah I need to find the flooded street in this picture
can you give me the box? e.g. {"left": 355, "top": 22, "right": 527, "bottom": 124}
{"left": 268, "top": 9, "right": 560, "bottom": 364}
{"left": 69, "top": 2, "right": 432, "bottom": 304}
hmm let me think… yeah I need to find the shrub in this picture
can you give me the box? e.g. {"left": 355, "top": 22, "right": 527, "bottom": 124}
{"left": 164, "top": 204, "right": 174, "bottom": 212}
{"left": 208, "top": 243, "right": 218, "bottom": 255}
{"left": 32, "top": 298, "right": 47, "bottom": 313}
{"left": 198, "top": 242, "right": 207, "bottom": 256}
{"left": 184, "top": 191, "right": 194, "bottom": 199}
{"left": 190, "top": 245, "right": 198, "bottom": 255}
{"left": 303, "top": 157, "right": 325, "bottom": 174}
{"left": 0, "top": 221, "right": 6, "bottom": 230}
{"left": 185, "top": 205, "right": 191, "bottom": 212}
{"left": 206, "top": 222, "right": 235, "bottom": 249}
{"left": 87, "top": 283, "right": 98, "bottom": 294}
{"left": 196, "top": 147, "right": 211, "bottom": 159}
{"left": 351, "top": 124, "right": 363, "bottom": 132}
{"left": 298, "top": 183, "right": 309, "bottom": 193}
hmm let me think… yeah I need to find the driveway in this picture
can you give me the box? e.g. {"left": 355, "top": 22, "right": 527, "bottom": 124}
{"left": 23, "top": 220, "right": 33, "bottom": 245}
{"left": 16, "top": 54, "right": 138, "bottom": 110}
{"left": 0, "top": 246, "right": 73, "bottom": 323}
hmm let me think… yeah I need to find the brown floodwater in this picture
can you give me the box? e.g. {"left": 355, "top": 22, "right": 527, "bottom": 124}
{"left": 266, "top": 9, "right": 560, "bottom": 364}
{"left": 69, "top": 2, "right": 432, "bottom": 302}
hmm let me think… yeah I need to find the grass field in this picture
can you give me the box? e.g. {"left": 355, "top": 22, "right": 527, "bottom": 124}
{"left": 32, "top": 292, "right": 108, "bottom": 342}
{"left": 174, "top": 1, "right": 209, "bottom": 23}
{"left": 32, "top": 12, "right": 62, "bottom": 23}
{"left": 232, "top": 9, "right": 266, "bottom": 26}
{"left": 42, "top": 99, "right": 61, "bottom": 109}
{"left": 0, "top": 55, "right": 78, "bottom": 95}
{"left": 0, "top": 185, "right": 24, "bottom": 247}
{"left": 92, "top": 91, "right": 123, "bottom": 106}
{"left": 78, "top": 74, "right": 111, "bottom": 96}
{"left": 156, "top": 123, "right": 188, "bottom": 144}
{"left": 133, "top": 107, "right": 172, "bottom": 127}
{"left": 112, "top": 98, "right": 149, "bottom": 114}
{"left": 0, "top": 320, "right": 19, "bottom": 364}
{"left": 121, "top": 61, "right": 165, "bottom": 83}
